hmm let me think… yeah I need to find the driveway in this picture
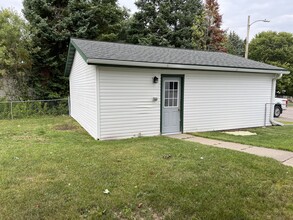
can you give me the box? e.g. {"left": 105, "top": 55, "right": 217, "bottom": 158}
{"left": 278, "top": 106, "right": 293, "bottom": 122}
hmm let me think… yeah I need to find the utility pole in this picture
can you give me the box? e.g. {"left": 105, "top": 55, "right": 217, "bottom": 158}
{"left": 245, "top": 15, "right": 270, "bottom": 59}
{"left": 245, "top": 16, "right": 251, "bottom": 59}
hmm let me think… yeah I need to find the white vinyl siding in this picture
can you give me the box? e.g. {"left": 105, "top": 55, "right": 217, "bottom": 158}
{"left": 99, "top": 67, "right": 160, "bottom": 140}
{"left": 184, "top": 71, "right": 273, "bottom": 132}
{"left": 69, "top": 61, "right": 274, "bottom": 140}
{"left": 69, "top": 52, "right": 99, "bottom": 139}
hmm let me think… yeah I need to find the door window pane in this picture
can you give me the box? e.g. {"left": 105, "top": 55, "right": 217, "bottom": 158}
{"left": 165, "top": 91, "right": 169, "bottom": 98}
{"left": 174, "top": 91, "right": 178, "bottom": 99}
{"left": 165, "top": 82, "right": 169, "bottom": 89}
{"left": 174, "top": 82, "right": 178, "bottom": 90}
{"left": 165, "top": 99, "right": 168, "bottom": 107}
{"left": 164, "top": 81, "right": 179, "bottom": 107}
{"left": 174, "top": 99, "right": 177, "bottom": 106}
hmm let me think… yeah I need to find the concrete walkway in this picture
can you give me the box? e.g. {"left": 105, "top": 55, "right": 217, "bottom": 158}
{"left": 168, "top": 134, "right": 293, "bottom": 168}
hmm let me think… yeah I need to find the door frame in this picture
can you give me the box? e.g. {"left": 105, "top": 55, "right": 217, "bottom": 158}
{"left": 160, "top": 74, "right": 185, "bottom": 134}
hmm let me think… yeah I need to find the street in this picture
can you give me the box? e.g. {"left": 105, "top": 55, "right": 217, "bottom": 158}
{"left": 279, "top": 106, "right": 293, "bottom": 122}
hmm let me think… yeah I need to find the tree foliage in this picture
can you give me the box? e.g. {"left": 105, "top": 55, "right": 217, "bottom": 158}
{"left": 0, "top": 8, "right": 32, "bottom": 100}
{"left": 225, "top": 31, "right": 244, "bottom": 56}
{"left": 249, "top": 31, "right": 293, "bottom": 96}
{"left": 0, "top": 0, "right": 248, "bottom": 100}
{"left": 192, "top": 0, "right": 226, "bottom": 52}
{"left": 22, "top": 0, "right": 127, "bottom": 99}
{"left": 125, "top": 0, "right": 204, "bottom": 49}
{"left": 191, "top": 8, "right": 207, "bottom": 50}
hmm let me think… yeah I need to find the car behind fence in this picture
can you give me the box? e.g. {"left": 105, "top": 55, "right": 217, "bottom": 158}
{"left": 0, "top": 98, "right": 69, "bottom": 120}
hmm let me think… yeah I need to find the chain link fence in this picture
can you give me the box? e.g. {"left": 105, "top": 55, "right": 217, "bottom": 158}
{"left": 0, "top": 98, "right": 69, "bottom": 120}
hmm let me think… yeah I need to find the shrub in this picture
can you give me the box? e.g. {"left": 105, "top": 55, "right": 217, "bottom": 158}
{"left": 0, "top": 99, "right": 69, "bottom": 119}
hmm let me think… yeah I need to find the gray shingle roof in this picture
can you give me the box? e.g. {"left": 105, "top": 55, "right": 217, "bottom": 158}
{"left": 65, "top": 38, "right": 287, "bottom": 76}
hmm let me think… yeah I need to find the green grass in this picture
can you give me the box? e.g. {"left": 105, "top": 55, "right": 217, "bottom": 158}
{"left": 1, "top": 116, "right": 293, "bottom": 219}
{"left": 277, "top": 120, "right": 293, "bottom": 125}
{"left": 288, "top": 102, "right": 293, "bottom": 107}
{"left": 192, "top": 126, "right": 293, "bottom": 152}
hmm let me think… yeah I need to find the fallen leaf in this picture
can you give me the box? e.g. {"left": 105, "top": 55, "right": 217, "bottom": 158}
{"left": 103, "top": 189, "right": 110, "bottom": 194}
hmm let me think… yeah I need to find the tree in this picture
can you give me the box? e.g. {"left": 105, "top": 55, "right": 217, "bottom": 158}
{"left": 225, "top": 31, "right": 244, "bottom": 56}
{"left": 0, "top": 8, "right": 32, "bottom": 100}
{"left": 23, "top": 0, "right": 127, "bottom": 99}
{"left": 125, "top": 0, "right": 204, "bottom": 49}
{"left": 191, "top": 9, "right": 207, "bottom": 50}
{"left": 192, "top": 0, "right": 226, "bottom": 52}
{"left": 249, "top": 31, "right": 293, "bottom": 96}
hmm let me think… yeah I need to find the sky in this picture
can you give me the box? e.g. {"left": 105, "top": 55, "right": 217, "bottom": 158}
{"left": 1, "top": 0, "right": 293, "bottom": 40}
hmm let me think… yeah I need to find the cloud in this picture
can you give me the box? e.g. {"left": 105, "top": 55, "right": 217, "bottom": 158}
{"left": 118, "top": 0, "right": 137, "bottom": 13}
{"left": 118, "top": 0, "right": 293, "bottom": 39}
{"left": 218, "top": 0, "right": 293, "bottom": 39}
{"left": 0, "top": 0, "right": 22, "bottom": 12}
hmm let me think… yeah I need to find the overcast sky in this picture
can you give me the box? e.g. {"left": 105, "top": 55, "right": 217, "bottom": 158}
{"left": 1, "top": 0, "right": 292, "bottom": 40}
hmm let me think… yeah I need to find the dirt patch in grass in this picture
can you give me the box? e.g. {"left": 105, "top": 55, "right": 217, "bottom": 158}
{"left": 24, "top": 174, "right": 49, "bottom": 183}
{"left": 12, "top": 135, "right": 47, "bottom": 142}
{"left": 223, "top": 131, "right": 257, "bottom": 136}
{"left": 54, "top": 123, "right": 78, "bottom": 131}
{"left": 114, "top": 207, "right": 173, "bottom": 220}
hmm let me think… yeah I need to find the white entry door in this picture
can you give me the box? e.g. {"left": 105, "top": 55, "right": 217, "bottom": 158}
{"left": 162, "top": 77, "right": 181, "bottom": 134}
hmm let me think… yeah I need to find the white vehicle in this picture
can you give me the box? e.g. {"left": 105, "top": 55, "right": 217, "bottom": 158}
{"left": 274, "top": 98, "right": 288, "bottom": 117}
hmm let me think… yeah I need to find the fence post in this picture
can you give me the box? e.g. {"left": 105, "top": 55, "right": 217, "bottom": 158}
{"left": 10, "top": 101, "right": 13, "bottom": 120}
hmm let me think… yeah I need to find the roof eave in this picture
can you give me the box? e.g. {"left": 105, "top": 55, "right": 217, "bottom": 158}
{"left": 64, "top": 39, "right": 89, "bottom": 76}
{"left": 87, "top": 58, "right": 290, "bottom": 75}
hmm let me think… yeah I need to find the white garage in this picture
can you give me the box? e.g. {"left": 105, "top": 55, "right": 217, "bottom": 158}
{"left": 65, "top": 38, "right": 289, "bottom": 140}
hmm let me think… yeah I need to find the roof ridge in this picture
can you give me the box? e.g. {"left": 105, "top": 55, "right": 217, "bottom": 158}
{"left": 66, "top": 38, "right": 288, "bottom": 75}
{"left": 71, "top": 37, "right": 227, "bottom": 55}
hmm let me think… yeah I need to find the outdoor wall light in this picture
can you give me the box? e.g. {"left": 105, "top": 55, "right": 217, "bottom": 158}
{"left": 153, "top": 76, "right": 159, "bottom": 83}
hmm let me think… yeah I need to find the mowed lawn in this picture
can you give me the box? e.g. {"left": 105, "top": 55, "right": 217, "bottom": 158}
{"left": 192, "top": 126, "right": 293, "bottom": 152}
{"left": 1, "top": 117, "right": 293, "bottom": 219}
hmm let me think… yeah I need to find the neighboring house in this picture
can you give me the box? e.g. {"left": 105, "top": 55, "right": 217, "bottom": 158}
{"left": 65, "top": 38, "right": 289, "bottom": 140}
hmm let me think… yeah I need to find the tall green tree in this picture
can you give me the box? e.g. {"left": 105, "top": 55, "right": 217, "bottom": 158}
{"left": 192, "top": 0, "right": 226, "bottom": 52}
{"left": 0, "top": 8, "right": 32, "bottom": 100}
{"left": 249, "top": 31, "right": 293, "bottom": 96}
{"left": 23, "top": 0, "right": 127, "bottom": 99}
{"left": 125, "top": 0, "right": 204, "bottom": 48}
{"left": 191, "top": 9, "right": 207, "bottom": 50}
{"left": 225, "top": 31, "right": 244, "bottom": 56}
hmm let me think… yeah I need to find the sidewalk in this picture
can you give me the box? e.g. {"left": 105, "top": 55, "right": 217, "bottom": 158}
{"left": 168, "top": 134, "right": 293, "bottom": 168}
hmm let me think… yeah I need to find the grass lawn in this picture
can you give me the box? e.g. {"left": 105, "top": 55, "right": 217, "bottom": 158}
{"left": 1, "top": 116, "right": 293, "bottom": 219}
{"left": 277, "top": 120, "right": 293, "bottom": 125}
{"left": 192, "top": 126, "right": 293, "bottom": 152}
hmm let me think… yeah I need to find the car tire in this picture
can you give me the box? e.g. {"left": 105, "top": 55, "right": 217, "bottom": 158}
{"left": 274, "top": 105, "right": 282, "bottom": 118}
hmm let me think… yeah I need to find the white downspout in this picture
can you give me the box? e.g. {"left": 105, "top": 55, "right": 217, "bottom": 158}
{"left": 270, "top": 74, "right": 283, "bottom": 126}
